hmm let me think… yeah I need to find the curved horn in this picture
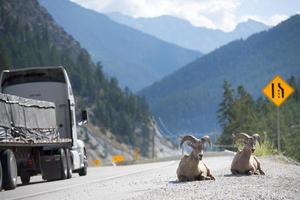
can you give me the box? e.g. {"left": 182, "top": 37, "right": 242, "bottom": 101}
{"left": 252, "top": 133, "right": 260, "bottom": 144}
{"left": 232, "top": 133, "right": 250, "bottom": 144}
{"left": 180, "top": 135, "right": 199, "bottom": 148}
{"left": 201, "top": 135, "right": 211, "bottom": 146}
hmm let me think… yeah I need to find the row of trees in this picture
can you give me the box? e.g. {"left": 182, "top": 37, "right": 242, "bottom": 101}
{"left": 217, "top": 77, "right": 300, "bottom": 161}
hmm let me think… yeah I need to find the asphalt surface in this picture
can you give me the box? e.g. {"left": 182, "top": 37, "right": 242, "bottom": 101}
{"left": 1, "top": 154, "right": 300, "bottom": 200}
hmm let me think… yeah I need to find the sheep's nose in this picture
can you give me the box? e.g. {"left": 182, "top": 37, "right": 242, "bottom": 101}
{"left": 251, "top": 148, "right": 255, "bottom": 153}
{"left": 198, "top": 154, "right": 203, "bottom": 160}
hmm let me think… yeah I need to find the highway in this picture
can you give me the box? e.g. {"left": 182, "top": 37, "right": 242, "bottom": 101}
{"left": 1, "top": 154, "right": 300, "bottom": 200}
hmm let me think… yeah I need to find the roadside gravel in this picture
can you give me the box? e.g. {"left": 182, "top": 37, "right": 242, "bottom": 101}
{"left": 128, "top": 156, "right": 300, "bottom": 200}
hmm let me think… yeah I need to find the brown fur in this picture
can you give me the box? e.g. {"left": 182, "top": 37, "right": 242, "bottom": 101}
{"left": 177, "top": 135, "right": 215, "bottom": 181}
{"left": 231, "top": 133, "right": 265, "bottom": 175}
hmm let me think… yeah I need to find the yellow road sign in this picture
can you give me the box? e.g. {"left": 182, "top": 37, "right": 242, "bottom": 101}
{"left": 262, "top": 75, "right": 294, "bottom": 106}
{"left": 93, "top": 159, "right": 101, "bottom": 166}
{"left": 112, "top": 155, "right": 125, "bottom": 163}
{"left": 133, "top": 148, "right": 140, "bottom": 160}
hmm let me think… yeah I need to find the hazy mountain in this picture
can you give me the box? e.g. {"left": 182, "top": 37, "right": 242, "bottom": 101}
{"left": 108, "top": 13, "right": 269, "bottom": 53}
{"left": 139, "top": 15, "right": 300, "bottom": 134}
{"left": 39, "top": 0, "right": 201, "bottom": 91}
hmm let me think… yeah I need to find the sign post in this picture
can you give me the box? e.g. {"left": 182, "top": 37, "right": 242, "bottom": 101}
{"left": 262, "top": 75, "right": 294, "bottom": 152}
{"left": 276, "top": 106, "right": 280, "bottom": 152}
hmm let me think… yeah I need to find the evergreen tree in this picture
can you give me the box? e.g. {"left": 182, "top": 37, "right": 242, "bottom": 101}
{"left": 217, "top": 80, "right": 234, "bottom": 128}
{"left": 217, "top": 80, "right": 234, "bottom": 144}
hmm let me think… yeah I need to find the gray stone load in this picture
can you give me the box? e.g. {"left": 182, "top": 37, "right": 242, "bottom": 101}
{"left": 0, "top": 93, "right": 58, "bottom": 143}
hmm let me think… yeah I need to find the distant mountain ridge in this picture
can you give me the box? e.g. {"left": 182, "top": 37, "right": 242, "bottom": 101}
{"left": 108, "top": 13, "right": 270, "bottom": 53}
{"left": 39, "top": 0, "right": 201, "bottom": 91}
{"left": 140, "top": 15, "right": 300, "bottom": 134}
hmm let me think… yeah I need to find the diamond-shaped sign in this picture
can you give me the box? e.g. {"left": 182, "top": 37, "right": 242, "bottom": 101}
{"left": 262, "top": 75, "right": 294, "bottom": 107}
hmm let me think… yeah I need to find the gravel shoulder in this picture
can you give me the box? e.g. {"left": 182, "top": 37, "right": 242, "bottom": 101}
{"left": 128, "top": 156, "right": 300, "bottom": 200}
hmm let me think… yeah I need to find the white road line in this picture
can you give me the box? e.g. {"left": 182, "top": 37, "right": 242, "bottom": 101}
{"left": 6, "top": 161, "right": 176, "bottom": 200}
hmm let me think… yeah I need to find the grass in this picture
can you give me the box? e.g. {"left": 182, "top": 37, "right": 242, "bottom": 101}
{"left": 254, "top": 140, "right": 278, "bottom": 156}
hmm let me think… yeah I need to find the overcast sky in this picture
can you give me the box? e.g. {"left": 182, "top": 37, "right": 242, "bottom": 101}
{"left": 70, "top": 0, "right": 300, "bottom": 31}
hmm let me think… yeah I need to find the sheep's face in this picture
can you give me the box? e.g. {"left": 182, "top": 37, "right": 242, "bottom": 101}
{"left": 191, "top": 142, "right": 205, "bottom": 160}
{"left": 181, "top": 135, "right": 211, "bottom": 160}
{"left": 244, "top": 138, "right": 258, "bottom": 153}
{"left": 233, "top": 133, "right": 260, "bottom": 153}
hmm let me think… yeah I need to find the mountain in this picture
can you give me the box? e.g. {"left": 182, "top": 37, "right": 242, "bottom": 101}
{"left": 232, "top": 19, "right": 269, "bottom": 38}
{"left": 0, "top": 0, "right": 161, "bottom": 157}
{"left": 139, "top": 15, "right": 300, "bottom": 134}
{"left": 108, "top": 13, "right": 269, "bottom": 53}
{"left": 38, "top": 0, "right": 201, "bottom": 91}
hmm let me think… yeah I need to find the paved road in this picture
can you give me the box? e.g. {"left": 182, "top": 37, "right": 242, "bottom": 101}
{"left": 1, "top": 155, "right": 300, "bottom": 200}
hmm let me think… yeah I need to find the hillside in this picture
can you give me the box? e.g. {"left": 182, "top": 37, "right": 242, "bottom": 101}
{"left": 108, "top": 13, "right": 269, "bottom": 53}
{"left": 0, "top": 0, "right": 161, "bottom": 157}
{"left": 140, "top": 15, "right": 300, "bottom": 134}
{"left": 38, "top": 0, "right": 201, "bottom": 91}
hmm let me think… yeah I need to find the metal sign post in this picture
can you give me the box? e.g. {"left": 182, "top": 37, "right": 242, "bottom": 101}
{"left": 276, "top": 106, "right": 280, "bottom": 152}
{"left": 262, "top": 75, "right": 294, "bottom": 152}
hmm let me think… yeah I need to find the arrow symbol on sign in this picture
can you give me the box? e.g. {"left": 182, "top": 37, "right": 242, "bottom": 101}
{"left": 278, "top": 83, "right": 284, "bottom": 98}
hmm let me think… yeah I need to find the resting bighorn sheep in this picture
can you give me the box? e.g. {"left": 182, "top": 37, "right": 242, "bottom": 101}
{"left": 177, "top": 135, "right": 215, "bottom": 181}
{"left": 231, "top": 133, "right": 265, "bottom": 175}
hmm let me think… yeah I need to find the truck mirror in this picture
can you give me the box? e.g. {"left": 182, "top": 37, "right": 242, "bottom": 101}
{"left": 78, "top": 110, "right": 88, "bottom": 126}
{"left": 81, "top": 110, "right": 88, "bottom": 122}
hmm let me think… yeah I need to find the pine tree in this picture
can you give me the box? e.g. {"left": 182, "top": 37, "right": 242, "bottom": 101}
{"left": 0, "top": 42, "right": 11, "bottom": 70}
{"left": 217, "top": 80, "right": 234, "bottom": 145}
{"left": 217, "top": 80, "right": 234, "bottom": 129}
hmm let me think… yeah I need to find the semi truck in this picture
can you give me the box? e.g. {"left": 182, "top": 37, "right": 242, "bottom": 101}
{"left": 0, "top": 66, "right": 88, "bottom": 190}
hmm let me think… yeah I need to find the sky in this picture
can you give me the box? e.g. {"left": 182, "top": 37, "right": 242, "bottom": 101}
{"left": 70, "top": 0, "right": 300, "bottom": 31}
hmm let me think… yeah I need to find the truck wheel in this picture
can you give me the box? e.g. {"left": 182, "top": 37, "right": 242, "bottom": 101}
{"left": 59, "top": 149, "right": 67, "bottom": 180}
{"left": 78, "top": 161, "right": 87, "bottom": 176}
{"left": 0, "top": 160, "right": 2, "bottom": 191}
{"left": 1, "top": 149, "right": 17, "bottom": 190}
{"left": 65, "top": 149, "right": 72, "bottom": 179}
{"left": 20, "top": 174, "right": 30, "bottom": 185}
{"left": 78, "top": 150, "right": 87, "bottom": 176}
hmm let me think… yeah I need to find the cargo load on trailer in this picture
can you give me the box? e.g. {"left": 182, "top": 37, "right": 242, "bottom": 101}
{"left": 0, "top": 93, "right": 64, "bottom": 143}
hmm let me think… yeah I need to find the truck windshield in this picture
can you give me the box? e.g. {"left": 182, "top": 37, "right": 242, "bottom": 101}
{"left": 1, "top": 68, "right": 65, "bottom": 87}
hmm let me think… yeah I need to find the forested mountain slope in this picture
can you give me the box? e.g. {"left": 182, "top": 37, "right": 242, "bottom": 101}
{"left": 0, "top": 0, "right": 155, "bottom": 156}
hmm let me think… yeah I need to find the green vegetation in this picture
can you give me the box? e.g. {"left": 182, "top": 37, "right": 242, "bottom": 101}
{"left": 0, "top": 0, "right": 152, "bottom": 156}
{"left": 217, "top": 77, "right": 300, "bottom": 161}
{"left": 254, "top": 139, "right": 277, "bottom": 157}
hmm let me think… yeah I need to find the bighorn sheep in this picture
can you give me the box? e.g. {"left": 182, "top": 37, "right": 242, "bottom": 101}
{"left": 231, "top": 133, "right": 265, "bottom": 175}
{"left": 177, "top": 135, "right": 215, "bottom": 181}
